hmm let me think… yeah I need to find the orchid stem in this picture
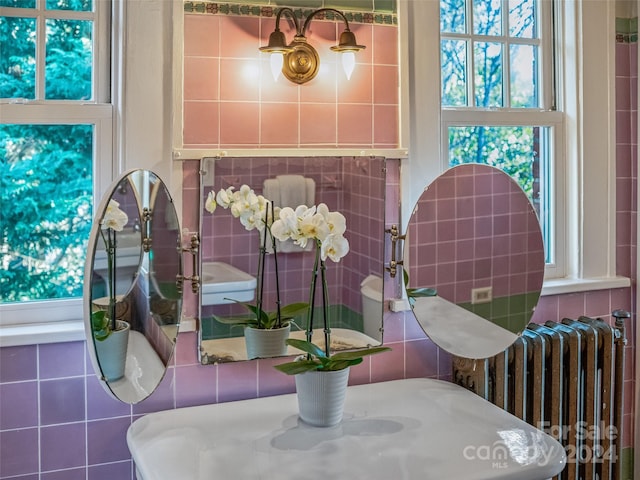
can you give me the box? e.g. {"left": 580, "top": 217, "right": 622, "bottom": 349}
{"left": 320, "top": 258, "right": 330, "bottom": 357}
{"left": 270, "top": 202, "right": 282, "bottom": 328}
{"left": 305, "top": 242, "right": 321, "bottom": 358}
{"left": 257, "top": 217, "right": 267, "bottom": 328}
{"left": 103, "top": 229, "right": 117, "bottom": 332}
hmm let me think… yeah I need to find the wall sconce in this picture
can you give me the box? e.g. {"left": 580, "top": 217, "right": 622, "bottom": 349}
{"left": 259, "top": 7, "right": 365, "bottom": 84}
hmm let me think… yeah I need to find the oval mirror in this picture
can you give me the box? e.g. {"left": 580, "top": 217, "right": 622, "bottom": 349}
{"left": 84, "top": 170, "right": 183, "bottom": 403}
{"left": 404, "top": 164, "right": 545, "bottom": 358}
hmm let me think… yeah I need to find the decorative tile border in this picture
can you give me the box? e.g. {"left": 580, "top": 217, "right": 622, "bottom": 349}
{"left": 184, "top": 1, "right": 398, "bottom": 25}
{"left": 616, "top": 17, "right": 638, "bottom": 43}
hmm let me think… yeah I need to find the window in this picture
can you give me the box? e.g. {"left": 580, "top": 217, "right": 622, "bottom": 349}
{"left": 401, "top": 1, "right": 624, "bottom": 293}
{"left": 0, "top": 0, "right": 112, "bottom": 327}
{"left": 440, "top": 0, "right": 563, "bottom": 273}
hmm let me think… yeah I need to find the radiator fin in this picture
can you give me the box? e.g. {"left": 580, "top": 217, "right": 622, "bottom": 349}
{"left": 452, "top": 315, "right": 626, "bottom": 480}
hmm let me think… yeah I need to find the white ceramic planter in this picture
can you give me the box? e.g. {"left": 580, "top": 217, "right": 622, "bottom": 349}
{"left": 295, "top": 367, "right": 350, "bottom": 427}
{"left": 244, "top": 324, "right": 291, "bottom": 359}
{"left": 95, "top": 320, "right": 130, "bottom": 381}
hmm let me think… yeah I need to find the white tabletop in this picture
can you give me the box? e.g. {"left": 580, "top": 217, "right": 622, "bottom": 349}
{"left": 127, "top": 378, "right": 566, "bottom": 480}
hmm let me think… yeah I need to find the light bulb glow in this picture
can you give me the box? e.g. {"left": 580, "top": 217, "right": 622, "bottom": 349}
{"left": 341, "top": 52, "right": 355, "bottom": 80}
{"left": 270, "top": 53, "right": 283, "bottom": 81}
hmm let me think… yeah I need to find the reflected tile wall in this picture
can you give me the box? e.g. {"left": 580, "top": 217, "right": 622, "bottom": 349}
{"left": 198, "top": 156, "right": 385, "bottom": 317}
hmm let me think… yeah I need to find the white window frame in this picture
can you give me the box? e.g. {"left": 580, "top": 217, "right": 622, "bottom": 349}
{"left": 441, "top": 112, "right": 565, "bottom": 279}
{"left": 399, "top": 0, "right": 630, "bottom": 296}
{"left": 0, "top": 0, "right": 177, "bottom": 347}
{"left": 0, "top": 1, "right": 113, "bottom": 346}
{"left": 0, "top": 0, "right": 178, "bottom": 347}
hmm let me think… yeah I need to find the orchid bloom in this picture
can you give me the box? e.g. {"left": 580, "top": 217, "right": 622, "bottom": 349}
{"left": 210, "top": 185, "right": 271, "bottom": 232}
{"left": 321, "top": 233, "right": 350, "bottom": 262}
{"left": 270, "top": 203, "right": 349, "bottom": 262}
{"left": 205, "top": 191, "right": 217, "bottom": 213}
{"left": 101, "top": 200, "right": 128, "bottom": 231}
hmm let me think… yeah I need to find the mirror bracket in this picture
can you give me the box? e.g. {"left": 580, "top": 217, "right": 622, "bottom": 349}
{"left": 142, "top": 207, "right": 153, "bottom": 252}
{"left": 385, "top": 224, "right": 405, "bottom": 278}
{"left": 177, "top": 234, "right": 200, "bottom": 294}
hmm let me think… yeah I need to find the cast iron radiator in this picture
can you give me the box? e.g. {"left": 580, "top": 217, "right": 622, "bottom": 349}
{"left": 452, "top": 311, "right": 629, "bottom": 480}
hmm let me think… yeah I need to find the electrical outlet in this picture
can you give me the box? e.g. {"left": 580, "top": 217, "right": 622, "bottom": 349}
{"left": 471, "top": 286, "right": 492, "bottom": 304}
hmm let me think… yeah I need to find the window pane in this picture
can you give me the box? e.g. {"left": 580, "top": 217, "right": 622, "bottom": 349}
{"left": 441, "top": 39, "right": 468, "bottom": 107}
{"left": 440, "top": 0, "right": 466, "bottom": 33}
{"left": 473, "top": 0, "right": 502, "bottom": 36}
{"left": 46, "top": 0, "right": 92, "bottom": 11}
{"left": 0, "top": 16, "right": 36, "bottom": 99}
{"left": 447, "top": 125, "right": 551, "bottom": 262}
{"left": 474, "top": 41, "right": 503, "bottom": 107}
{"left": 0, "top": 124, "right": 93, "bottom": 303}
{"left": 0, "top": 0, "right": 35, "bottom": 7}
{"left": 509, "top": 0, "right": 536, "bottom": 38}
{"left": 45, "top": 19, "right": 92, "bottom": 100}
{"left": 510, "top": 44, "right": 538, "bottom": 107}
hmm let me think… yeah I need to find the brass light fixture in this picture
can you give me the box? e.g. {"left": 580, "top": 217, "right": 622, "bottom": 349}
{"left": 260, "top": 8, "right": 366, "bottom": 85}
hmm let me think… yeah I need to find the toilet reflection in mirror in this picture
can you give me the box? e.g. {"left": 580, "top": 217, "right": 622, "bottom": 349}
{"left": 405, "top": 164, "right": 545, "bottom": 359}
{"left": 84, "top": 170, "right": 183, "bottom": 404}
{"left": 198, "top": 156, "right": 387, "bottom": 364}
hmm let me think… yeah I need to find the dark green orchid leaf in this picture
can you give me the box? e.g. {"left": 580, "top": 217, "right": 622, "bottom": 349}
{"left": 285, "top": 338, "right": 327, "bottom": 358}
{"left": 330, "top": 346, "right": 391, "bottom": 362}
{"left": 278, "top": 302, "right": 309, "bottom": 319}
{"left": 275, "top": 340, "right": 392, "bottom": 375}
{"left": 212, "top": 314, "right": 259, "bottom": 327}
{"left": 273, "top": 359, "right": 321, "bottom": 375}
{"left": 212, "top": 300, "right": 309, "bottom": 329}
{"left": 91, "top": 310, "right": 111, "bottom": 341}
{"left": 406, "top": 287, "right": 438, "bottom": 298}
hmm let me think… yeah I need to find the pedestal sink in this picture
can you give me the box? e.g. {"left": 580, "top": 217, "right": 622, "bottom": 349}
{"left": 127, "top": 378, "right": 566, "bottom": 480}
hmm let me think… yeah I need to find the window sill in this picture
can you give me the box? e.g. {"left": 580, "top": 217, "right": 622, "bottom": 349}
{"left": 0, "top": 320, "right": 86, "bottom": 348}
{"left": 0, "top": 317, "right": 198, "bottom": 348}
{"left": 541, "top": 276, "right": 631, "bottom": 296}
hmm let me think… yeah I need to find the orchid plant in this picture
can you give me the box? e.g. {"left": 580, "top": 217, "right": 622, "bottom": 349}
{"left": 271, "top": 204, "right": 390, "bottom": 375}
{"left": 93, "top": 199, "right": 128, "bottom": 340}
{"left": 206, "top": 185, "right": 307, "bottom": 330}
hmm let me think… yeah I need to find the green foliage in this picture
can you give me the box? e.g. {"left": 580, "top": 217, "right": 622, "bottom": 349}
{"left": 1, "top": 15, "right": 92, "bottom": 99}
{"left": 273, "top": 338, "right": 391, "bottom": 375}
{"left": 1, "top": 4, "right": 94, "bottom": 303}
{"left": 440, "top": 0, "right": 539, "bottom": 201}
{"left": 0, "top": 124, "right": 93, "bottom": 302}
{"left": 448, "top": 126, "right": 536, "bottom": 199}
{"left": 213, "top": 301, "right": 309, "bottom": 330}
{"left": 403, "top": 269, "right": 437, "bottom": 306}
{"left": 91, "top": 309, "right": 110, "bottom": 341}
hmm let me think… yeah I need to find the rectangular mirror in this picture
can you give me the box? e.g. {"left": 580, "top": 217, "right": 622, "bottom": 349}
{"left": 198, "top": 156, "right": 386, "bottom": 364}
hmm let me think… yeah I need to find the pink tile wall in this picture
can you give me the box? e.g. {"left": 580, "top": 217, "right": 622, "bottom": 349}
{"left": 613, "top": 40, "right": 637, "bottom": 451}
{"left": 183, "top": 13, "right": 399, "bottom": 148}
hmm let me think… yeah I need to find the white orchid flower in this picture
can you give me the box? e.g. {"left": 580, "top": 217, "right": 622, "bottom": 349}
{"left": 240, "top": 213, "right": 259, "bottom": 231}
{"left": 299, "top": 212, "right": 330, "bottom": 245}
{"left": 271, "top": 207, "right": 297, "bottom": 241}
{"left": 215, "top": 187, "right": 234, "bottom": 208}
{"left": 205, "top": 191, "right": 217, "bottom": 213}
{"left": 101, "top": 200, "right": 128, "bottom": 232}
{"left": 325, "top": 211, "right": 346, "bottom": 236}
{"left": 316, "top": 203, "right": 346, "bottom": 235}
{"left": 321, "top": 233, "right": 349, "bottom": 262}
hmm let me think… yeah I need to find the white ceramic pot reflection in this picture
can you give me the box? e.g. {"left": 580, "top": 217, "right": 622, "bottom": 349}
{"left": 95, "top": 320, "right": 130, "bottom": 381}
{"left": 244, "top": 324, "right": 291, "bottom": 359}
